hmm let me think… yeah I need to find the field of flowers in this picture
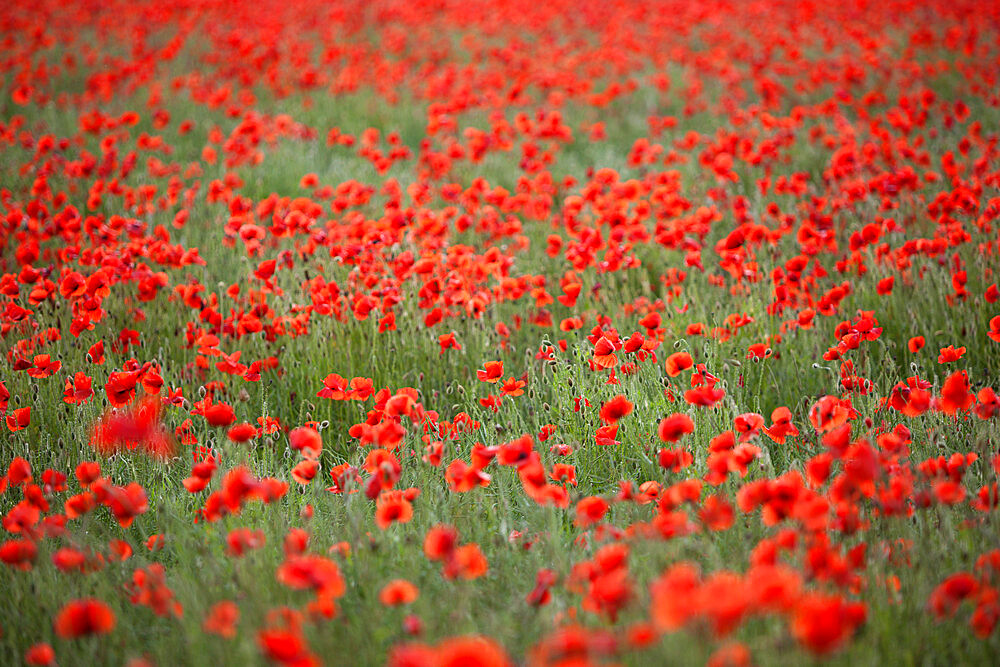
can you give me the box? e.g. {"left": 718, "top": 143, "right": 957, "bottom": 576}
{"left": 2, "top": 0, "right": 1000, "bottom": 664}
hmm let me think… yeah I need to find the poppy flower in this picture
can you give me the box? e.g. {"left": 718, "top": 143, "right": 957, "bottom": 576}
{"left": 658, "top": 448, "right": 694, "bottom": 472}
{"left": 375, "top": 490, "right": 414, "bottom": 529}
{"left": 6, "top": 407, "right": 31, "bottom": 432}
{"left": 0, "top": 538, "right": 37, "bottom": 569}
{"left": 228, "top": 423, "right": 258, "bottom": 442}
{"left": 908, "top": 336, "right": 925, "bottom": 353}
{"left": 289, "top": 427, "right": 322, "bottom": 457}
{"left": 988, "top": 316, "right": 1000, "bottom": 343}
{"left": 7, "top": 457, "right": 31, "bottom": 486}
{"left": 89, "top": 397, "right": 176, "bottom": 460}
{"left": 500, "top": 377, "right": 526, "bottom": 397}
{"left": 379, "top": 579, "right": 419, "bottom": 606}
{"left": 476, "top": 361, "right": 503, "bottom": 383}
{"left": 24, "top": 643, "right": 55, "bottom": 666}
{"left": 64, "top": 372, "right": 95, "bottom": 405}
{"left": 592, "top": 336, "right": 619, "bottom": 369}
{"left": 443, "top": 543, "right": 488, "bottom": 580}
{"left": 52, "top": 547, "right": 88, "bottom": 573}
{"left": 445, "top": 459, "right": 491, "bottom": 492}
{"left": 88, "top": 340, "right": 106, "bottom": 365}
{"left": 699, "top": 494, "right": 735, "bottom": 531}
{"left": 685, "top": 386, "right": 726, "bottom": 407}
{"left": 658, "top": 414, "right": 694, "bottom": 442}
{"left": 424, "top": 525, "right": 458, "bottom": 561}
{"left": 938, "top": 371, "right": 974, "bottom": 415}
{"left": 650, "top": 562, "right": 702, "bottom": 630}
{"left": 808, "top": 396, "right": 851, "bottom": 433}
{"left": 929, "top": 572, "right": 980, "bottom": 618}
{"left": 733, "top": 413, "right": 764, "bottom": 442}
{"left": 623, "top": 332, "right": 645, "bottom": 353}
{"left": 575, "top": 496, "right": 609, "bottom": 526}
{"left": 107, "top": 539, "right": 132, "bottom": 562}
{"left": 937, "top": 345, "right": 966, "bottom": 364}
{"left": 599, "top": 395, "right": 633, "bottom": 423}
{"left": 257, "top": 624, "right": 317, "bottom": 666}
{"left": 226, "top": 528, "right": 266, "bottom": 557}
{"left": 103, "top": 482, "right": 149, "bottom": 528}
{"left": 203, "top": 600, "right": 240, "bottom": 638}
{"left": 317, "top": 374, "right": 349, "bottom": 400}
{"left": 664, "top": 352, "right": 694, "bottom": 377}
{"left": 438, "top": 333, "right": 461, "bottom": 353}
{"left": 975, "top": 388, "right": 999, "bottom": 420}
{"left": 284, "top": 529, "right": 310, "bottom": 557}
{"left": 53, "top": 599, "right": 116, "bottom": 638}
{"left": 105, "top": 371, "right": 140, "bottom": 406}
{"left": 276, "top": 555, "right": 345, "bottom": 598}
{"left": 595, "top": 423, "right": 621, "bottom": 446}
{"left": 707, "top": 643, "right": 751, "bottom": 667}
{"left": 763, "top": 407, "right": 799, "bottom": 444}
{"left": 202, "top": 403, "right": 236, "bottom": 427}
{"left": 291, "top": 460, "right": 320, "bottom": 485}
{"left": 790, "top": 593, "right": 866, "bottom": 655}
{"left": 389, "top": 636, "right": 511, "bottom": 667}
{"left": 27, "top": 354, "right": 61, "bottom": 378}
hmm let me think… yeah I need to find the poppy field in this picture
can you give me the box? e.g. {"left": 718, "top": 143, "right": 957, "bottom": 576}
{"left": 3, "top": 0, "right": 1000, "bottom": 664}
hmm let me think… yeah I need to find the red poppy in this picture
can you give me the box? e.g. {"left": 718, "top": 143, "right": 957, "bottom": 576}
{"left": 763, "top": 407, "right": 799, "bottom": 443}
{"left": 64, "top": 372, "right": 94, "bottom": 405}
{"left": 476, "top": 361, "right": 504, "bottom": 383}
{"left": 27, "top": 354, "right": 61, "bottom": 378}
{"left": 685, "top": 386, "right": 726, "bottom": 407}
{"left": 988, "top": 316, "right": 1000, "bottom": 343}
{"left": 500, "top": 376, "right": 526, "bottom": 397}
{"left": 938, "top": 371, "right": 974, "bottom": 415}
{"left": 53, "top": 599, "right": 116, "bottom": 638}
{"left": 276, "top": 555, "right": 345, "bottom": 598}
{"left": 291, "top": 460, "right": 320, "bottom": 485}
{"left": 808, "top": 396, "right": 851, "bottom": 433}
{"left": 375, "top": 490, "right": 414, "bottom": 529}
{"left": 227, "top": 423, "right": 258, "bottom": 442}
{"left": 24, "top": 643, "right": 55, "bottom": 666}
{"left": 599, "top": 395, "right": 633, "bottom": 423}
{"left": 289, "top": 426, "right": 322, "bottom": 457}
{"left": 664, "top": 352, "right": 694, "bottom": 377}
{"left": 379, "top": 579, "right": 419, "bottom": 606}
{"left": 443, "top": 543, "right": 488, "bottom": 580}
{"left": 204, "top": 600, "right": 240, "bottom": 639}
{"left": 89, "top": 397, "right": 176, "bottom": 460}
{"left": 88, "top": 340, "right": 106, "bottom": 365}
{"left": 6, "top": 407, "right": 31, "bottom": 432}
{"left": 592, "top": 336, "right": 619, "bottom": 369}
{"left": 0, "top": 538, "right": 37, "bottom": 569}
{"left": 937, "top": 345, "right": 966, "bottom": 364}
{"left": 424, "top": 525, "right": 458, "bottom": 561}
{"left": 790, "top": 594, "right": 866, "bottom": 655}
{"left": 105, "top": 370, "right": 141, "bottom": 406}
{"left": 658, "top": 414, "right": 694, "bottom": 442}
{"left": 575, "top": 496, "right": 609, "bottom": 526}
{"left": 202, "top": 403, "right": 236, "bottom": 427}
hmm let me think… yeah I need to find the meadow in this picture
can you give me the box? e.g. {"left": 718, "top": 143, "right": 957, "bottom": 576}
{"left": 1, "top": 0, "right": 1000, "bottom": 664}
